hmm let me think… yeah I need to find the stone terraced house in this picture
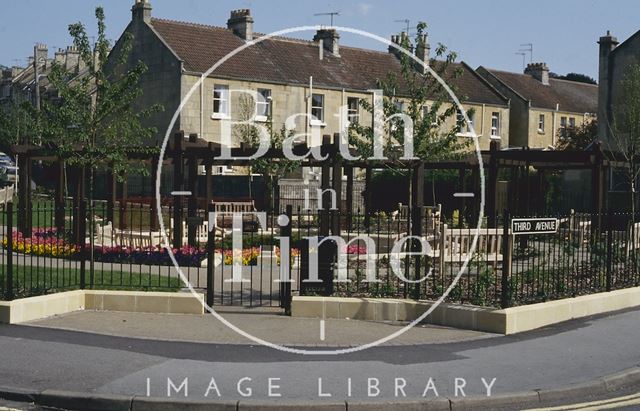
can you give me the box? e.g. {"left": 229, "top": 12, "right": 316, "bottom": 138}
{"left": 109, "top": 0, "right": 510, "bottom": 177}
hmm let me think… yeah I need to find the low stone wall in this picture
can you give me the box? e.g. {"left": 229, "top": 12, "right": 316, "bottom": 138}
{"left": 0, "top": 290, "right": 204, "bottom": 324}
{"left": 291, "top": 287, "right": 640, "bottom": 334}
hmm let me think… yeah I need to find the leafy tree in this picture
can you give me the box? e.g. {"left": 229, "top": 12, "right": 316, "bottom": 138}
{"left": 35, "top": 6, "right": 162, "bottom": 196}
{"left": 348, "top": 22, "right": 471, "bottom": 208}
{"left": 234, "top": 94, "right": 299, "bottom": 212}
{"left": 556, "top": 119, "right": 598, "bottom": 150}
{"left": 552, "top": 72, "right": 597, "bottom": 85}
{"left": 607, "top": 62, "right": 640, "bottom": 217}
{"left": 349, "top": 22, "right": 471, "bottom": 165}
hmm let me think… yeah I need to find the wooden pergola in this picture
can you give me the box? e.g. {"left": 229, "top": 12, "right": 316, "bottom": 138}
{"left": 11, "top": 132, "right": 621, "bottom": 245}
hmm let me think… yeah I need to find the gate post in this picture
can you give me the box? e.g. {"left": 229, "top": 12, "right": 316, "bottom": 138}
{"left": 206, "top": 203, "right": 215, "bottom": 307}
{"left": 79, "top": 199, "right": 87, "bottom": 290}
{"left": 6, "top": 202, "right": 13, "bottom": 301}
{"left": 280, "top": 205, "right": 293, "bottom": 314}
{"left": 501, "top": 210, "right": 512, "bottom": 308}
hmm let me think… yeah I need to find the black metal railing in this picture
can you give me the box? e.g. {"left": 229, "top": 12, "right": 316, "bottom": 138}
{"left": 1, "top": 197, "right": 639, "bottom": 310}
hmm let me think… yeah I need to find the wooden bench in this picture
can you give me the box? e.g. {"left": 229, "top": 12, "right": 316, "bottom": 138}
{"left": 428, "top": 224, "right": 506, "bottom": 266}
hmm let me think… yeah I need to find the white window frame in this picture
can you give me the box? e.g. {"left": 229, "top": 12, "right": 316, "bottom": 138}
{"left": 212, "top": 84, "right": 230, "bottom": 119}
{"left": 538, "top": 114, "right": 545, "bottom": 133}
{"left": 569, "top": 117, "right": 576, "bottom": 128}
{"left": 347, "top": 97, "right": 359, "bottom": 124}
{"left": 491, "top": 112, "right": 500, "bottom": 138}
{"left": 255, "top": 88, "right": 271, "bottom": 122}
{"left": 560, "top": 116, "right": 567, "bottom": 129}
{"left": 310, "top": 93, "right": 325, "bottom": 126}
{"left": 456, "top": 109, "right": 475, "bottom": 137}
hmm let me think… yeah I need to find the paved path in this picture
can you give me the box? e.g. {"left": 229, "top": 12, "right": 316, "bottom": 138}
{"left": 0, "top": 307, "right": 638, "bottom": 404}
{"left": 25, "top": 310, "right": 494, "bottom": 346}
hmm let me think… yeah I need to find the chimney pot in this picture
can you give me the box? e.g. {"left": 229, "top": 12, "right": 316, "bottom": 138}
{"left": 228, "top": 9, "right": 254, "bottom": 41}
{"left": 525, "top": 62, "right": 550, "bottom": 85}
{"left": 313, "top": 28, "right": 340, "bottom": 56}
{"left": 131, "top": 0, "right": 152, "bottom": 23}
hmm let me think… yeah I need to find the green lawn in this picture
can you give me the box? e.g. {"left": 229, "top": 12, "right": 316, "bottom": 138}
{"left": 0, "top": 264, "right": 182, "bottom": 300}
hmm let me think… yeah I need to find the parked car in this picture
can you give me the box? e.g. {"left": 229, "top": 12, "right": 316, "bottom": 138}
{"left": 0, "top": 152, "right": 18, "bottom": 183}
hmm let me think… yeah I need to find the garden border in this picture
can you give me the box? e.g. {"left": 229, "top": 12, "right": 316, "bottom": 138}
{"left": 291, "top": 286, "right": 640, "bottom": 334}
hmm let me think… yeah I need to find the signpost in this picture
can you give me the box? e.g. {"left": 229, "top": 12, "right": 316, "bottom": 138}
{"left": 511, "top": 218, "right": 559, "bottom": 235}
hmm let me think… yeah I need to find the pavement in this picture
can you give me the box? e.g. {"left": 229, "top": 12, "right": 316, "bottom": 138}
{"left": 0, "top": 307, "right": 638, "bottom": 410}
{"left": 24, "top": 309, "right": 494, "bottom": 347}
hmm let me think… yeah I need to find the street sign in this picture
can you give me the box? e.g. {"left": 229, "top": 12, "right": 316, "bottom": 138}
{"left": 511, "top": 218, "right": 559, "bottom": 235}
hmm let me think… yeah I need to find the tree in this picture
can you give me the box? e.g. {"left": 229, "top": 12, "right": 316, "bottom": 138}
{"left": 552, "top": 72, "right": 597, "bottom": 85}
{"left": 36, "top": 6, "right": 162, "bottom": 198}
{"left": 348, "top": 22, "right": 471, "bottom": 207}
{"left": 607, "top": 62, "right": 640, "bottom": 217}
{"left": 556, "top": 119, "right": 598, "bottom": 150}
{"left": 234, "top": 94, "right": 299, "bottom": 212}
{"left": 349, "top": 22, "right": 470, "bottom": 165}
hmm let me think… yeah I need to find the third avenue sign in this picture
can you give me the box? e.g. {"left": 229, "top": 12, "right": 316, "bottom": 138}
{"left": 511, "top": 218, "right": 559, "bottom": 235}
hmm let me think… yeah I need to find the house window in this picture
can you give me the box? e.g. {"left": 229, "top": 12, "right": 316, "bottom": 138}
{"left": 457, "top": 109, "right": 475, "bottom": 134}
{"left": 538, "top": 114, "right": 545, "bottom": 132}
{"left": 213, "top": 85, "right": 229, "bottom": 117}
{"left": 569, "top": 117, "right": 576, "bottom": 128}
{"left": 560, "top": 116, "right": 567, "bottom": 129}
{"left": 491, "top": 112, "right": 500, "bottom": 137}
{"left": 311, "top": 93, "right": 324, "bottom": 123}
{"left": 256, "top": 88, "right": 271, "bottom": 119}
{"left": 347, "top": 97, "right": 359, "bottom": 124}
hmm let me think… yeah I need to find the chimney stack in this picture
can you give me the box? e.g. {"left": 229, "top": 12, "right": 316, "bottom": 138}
{"left": 34, "top": 43, "right": 48, "bottom": 69}
{"left": 54, "top": 48, "right": 66, "bottom": 65}
{"left": 415, "top": 33, "right": 430, "bottom": 73}
{"left": 132, "top": 0, "right": 152, "bottom": 23}
{"left": 227, "top": 9, "right": 254, "bottom": 41}
{"left": 525, "top": 62, "right": 550, "bottom": 85}
{"left": 313, "top": 29, "right": 340, "bottom": 57}
{"left": 389, "top": 32, "right": 411, "bottom": 59}
{"left": 64, "top": 46, "right": 80, "bottom": 72}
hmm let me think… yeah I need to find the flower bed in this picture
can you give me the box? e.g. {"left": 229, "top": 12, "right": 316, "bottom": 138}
{"left": 221, "top": 247, "right": 260, "bottom": 266}
{"left": 275, "top": 247, "right": 301, "bottom": 266}
{"left": 2, "top": 229, "right": 78, "bottom": 258}
{"left": 3, "top": 230, "right": 262, "bottom": 268}
{"left": 93, "top": 245, "right": 207, "bottom": 267}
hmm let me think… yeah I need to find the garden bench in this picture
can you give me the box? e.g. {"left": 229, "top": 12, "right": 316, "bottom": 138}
{"left": 427, "top": 224, "right": 506, "bottom": 266}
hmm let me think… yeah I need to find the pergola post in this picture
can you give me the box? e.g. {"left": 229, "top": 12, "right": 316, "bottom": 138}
{"left": 331, "top": 133, "right": 342, "bottom": 235}
{"left": 17, "top": 152, "right": 32, "bottom": 236}
{"left": 187, "top": 133, "right": 198, "bottom": 247}
{"left": 205, "top": 145, "right": 213, "bottom": 212}
{"left": 118, "top": 178, "right": 128, "bottom": 230}
{"left": 150, "top": 158, "right": 159, "bottom": 231}
{"left": 487, "top": 140, "right": 500, "bottom": 227}
{"left": 345, "top": 164, "right": 354, "bottom": 231}
{"left": 592, "top": 141, "right": 604, "bottom": 229}
{"left": 410, "top": 161, "right": 425, "bottom": 299}
{"left": 457, "top": 166, "right": 465, "bottom": 228}
{"left": 172, "top": 131, "right": 185, "bottom": 249}
{"left": 106, "top": 165, "right": 116, "bottom": 225}
{"left": 363, "top": 165, "right": 372, "bottom": 231}
{"left": 318, "top": 135, "right": 331, "bottom": 236}
{"left": 55, "top": 159, "right": 66, "bottom": 233}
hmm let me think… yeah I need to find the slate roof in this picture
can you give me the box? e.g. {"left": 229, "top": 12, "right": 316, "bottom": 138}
{"left": 480, "top": 67, "right": 598, "bottom": 114}
{"left": 148, "top": 18, "right": 508, "bottom": 107}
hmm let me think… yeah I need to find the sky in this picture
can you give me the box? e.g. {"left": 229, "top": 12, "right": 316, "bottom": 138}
{"left": 1, "top": 0, "right": 639, "bottom": 80}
